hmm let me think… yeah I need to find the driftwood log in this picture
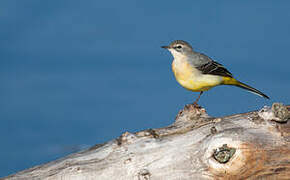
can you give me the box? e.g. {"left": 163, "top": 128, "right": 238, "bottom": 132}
{"left": 3, "top": 103, "right": 290, "bottom": 180}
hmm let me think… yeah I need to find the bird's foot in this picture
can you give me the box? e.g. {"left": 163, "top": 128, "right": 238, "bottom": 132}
{"left": 192, "top": 102, "right": 201, "bottom": 109}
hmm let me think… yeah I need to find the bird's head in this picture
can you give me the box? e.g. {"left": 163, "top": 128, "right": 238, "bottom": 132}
{"left": 161, "top": 40, "right": 193, "bottom": 58}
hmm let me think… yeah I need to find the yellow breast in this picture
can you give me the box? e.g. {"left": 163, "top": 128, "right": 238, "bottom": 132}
{"left": 172, "top": 58, "right": 223, "bottom": 92}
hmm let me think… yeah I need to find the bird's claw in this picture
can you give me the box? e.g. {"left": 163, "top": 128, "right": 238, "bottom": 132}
{"left": 192, "top": 102, "right": 201, "bottom": 108}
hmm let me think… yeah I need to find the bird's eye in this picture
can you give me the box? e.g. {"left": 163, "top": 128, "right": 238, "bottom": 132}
{"left": 176, "top": 45, "right": 182, "bottom": 49}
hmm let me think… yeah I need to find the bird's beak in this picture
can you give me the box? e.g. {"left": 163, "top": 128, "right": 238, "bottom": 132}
{"left": 161, "top": 46, "right": 169, "bottom": 49}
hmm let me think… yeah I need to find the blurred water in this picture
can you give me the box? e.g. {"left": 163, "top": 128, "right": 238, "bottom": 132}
{"left": 0, "top": 0, "right": 290, "bottom": 177}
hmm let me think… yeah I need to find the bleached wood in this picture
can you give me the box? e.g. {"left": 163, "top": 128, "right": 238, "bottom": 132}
{"left": 2, "top": 103, "right": 290, "bottom": 180}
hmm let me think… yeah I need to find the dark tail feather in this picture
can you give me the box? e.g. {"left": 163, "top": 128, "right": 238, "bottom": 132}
{"left": 235, "top": 81, "right": 270, "bottom": 99}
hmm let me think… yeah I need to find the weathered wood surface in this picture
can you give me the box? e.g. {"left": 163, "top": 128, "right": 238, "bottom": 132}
{"left": 2, "top": 103, "right": 290, "bottom": 180}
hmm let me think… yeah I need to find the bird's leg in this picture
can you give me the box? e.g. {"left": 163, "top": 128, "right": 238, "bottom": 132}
{"left": 193, "top": 91, "right": 203, "bottom": 107}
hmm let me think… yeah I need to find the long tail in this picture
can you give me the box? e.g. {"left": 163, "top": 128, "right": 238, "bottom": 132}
{"left": 223, "top": 77, "right": 270, "bottom": 99}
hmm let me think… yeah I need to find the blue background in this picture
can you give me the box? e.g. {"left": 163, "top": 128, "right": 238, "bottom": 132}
{"left": 1, "top": 0, "right": 289, "bottom": 177}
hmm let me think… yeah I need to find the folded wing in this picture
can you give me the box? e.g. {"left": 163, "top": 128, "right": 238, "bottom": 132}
{"left": 195, "top": 54, "right": 233, "bottom": 78}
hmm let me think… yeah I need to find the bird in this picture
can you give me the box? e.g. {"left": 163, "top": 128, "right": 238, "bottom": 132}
{"left": 161, "top": 40, "right": 269, "bottom": 106}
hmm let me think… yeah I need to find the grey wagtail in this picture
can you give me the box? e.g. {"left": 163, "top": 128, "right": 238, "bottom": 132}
{"left": 162, "top": 40, "right": 269, "bottom": 105}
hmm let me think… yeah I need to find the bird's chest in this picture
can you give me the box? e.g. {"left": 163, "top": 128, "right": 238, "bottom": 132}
{"left": 172, "top": 59, "right": 223, "bottom": 91}
{"left": 172, "top": 59, "right": 200, "bottom": 90}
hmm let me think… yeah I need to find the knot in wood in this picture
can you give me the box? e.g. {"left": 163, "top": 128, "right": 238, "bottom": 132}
{"left": 138, "top": 169, "right": 151, "bottom": 180}
{"left": 272, "top": 103, "right": 290, "bottom": 122}
{"left": 210, "top": 126, "right": 217, "bottom": 134}
{"left": 213, "top": 144, "right": 236, "bottom": 163}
